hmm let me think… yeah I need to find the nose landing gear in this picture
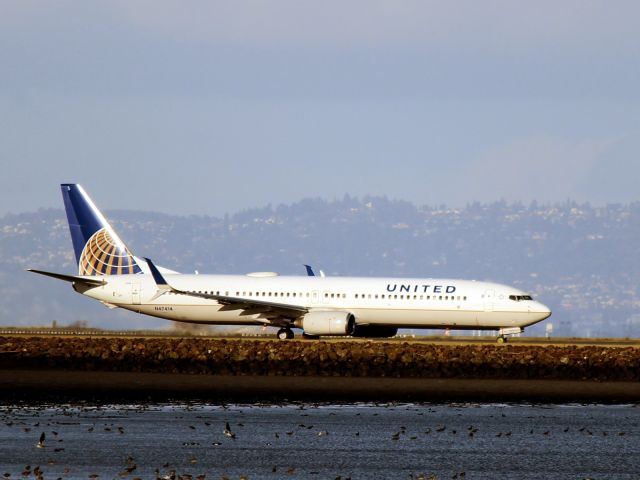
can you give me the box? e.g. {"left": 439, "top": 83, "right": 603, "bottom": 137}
{"left": 497, "top": 327, "right": 523, "bottom": 343}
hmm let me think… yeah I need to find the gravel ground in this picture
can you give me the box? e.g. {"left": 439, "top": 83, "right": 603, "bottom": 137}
{"left": 1, "top": 336, "right": 639, "bottom": 381}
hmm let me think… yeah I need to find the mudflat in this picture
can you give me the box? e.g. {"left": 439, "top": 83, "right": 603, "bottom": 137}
{"left": 1, "top": 369, "right": 639, "bottom": 402}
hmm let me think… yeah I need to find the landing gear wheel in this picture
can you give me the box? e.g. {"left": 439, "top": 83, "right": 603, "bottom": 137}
{"left": 497, "top": 335, "right": 507, "bottom": 344}
{"left": 277, "top": 328, "right": 294, "bottom": 340}
{"left": 302, "top": 333, "right": 320, "bottom": 340}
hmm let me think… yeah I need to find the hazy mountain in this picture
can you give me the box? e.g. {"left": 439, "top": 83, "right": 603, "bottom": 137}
{"left": 1, "top": 197, "right": 639, "bottom": 337}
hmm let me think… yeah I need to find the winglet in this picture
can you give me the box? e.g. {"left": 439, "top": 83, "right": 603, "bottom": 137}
{"left": 305, "top": 264, "right": 326, "bottom": 277}
{"left": 145, "top": 257, "right": 172, "bottom": 300}
{"left": 145, "top": 257, "right": 168, "bottom": 285}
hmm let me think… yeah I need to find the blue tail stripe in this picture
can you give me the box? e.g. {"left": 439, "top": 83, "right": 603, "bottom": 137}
{"left": 61, "top": 184, "right": 101, "bottom": 265}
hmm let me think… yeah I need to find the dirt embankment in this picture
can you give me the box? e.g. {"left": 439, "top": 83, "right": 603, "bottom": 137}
{"left": 1, "top": 336, "right": 639, "bottom": 382}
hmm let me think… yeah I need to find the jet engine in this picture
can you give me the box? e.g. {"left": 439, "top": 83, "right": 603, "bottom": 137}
{"left": 351, "top": 324, "right": 398, "bottom": 338}
{"left": 301, "top": 311, "right": 355, "bottom": 336}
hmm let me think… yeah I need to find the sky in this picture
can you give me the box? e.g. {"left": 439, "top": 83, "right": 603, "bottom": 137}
{"left": 1, "top": 1, "right": 639, "bottom": 216}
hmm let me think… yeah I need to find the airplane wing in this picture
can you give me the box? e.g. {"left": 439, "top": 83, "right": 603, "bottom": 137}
{"left": 27, "top": 269, "right": 107, "bottom": 287}
{"left": 144, "top": 258, "right": 308, "bottom": 323}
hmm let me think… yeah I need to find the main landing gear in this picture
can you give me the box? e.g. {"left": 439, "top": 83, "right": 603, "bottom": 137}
{"left": 496, "top": 335, "right": 508, "bottom": 344}
{"left": 277, "top": 328, "right": 294, "bottom": 340}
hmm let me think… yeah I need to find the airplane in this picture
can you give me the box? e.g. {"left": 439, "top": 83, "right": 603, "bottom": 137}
{"left": 29, "top": 184, "right": 551, "bottom": 342}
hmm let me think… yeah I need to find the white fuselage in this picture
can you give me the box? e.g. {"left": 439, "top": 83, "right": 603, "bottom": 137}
{"left": 78, "top": 274, "right": 551, "bottom": 331}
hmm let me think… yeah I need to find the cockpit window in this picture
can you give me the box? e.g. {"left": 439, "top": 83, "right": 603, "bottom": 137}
{"left": 509, "top": 295, "right": 533, "bottom": 301}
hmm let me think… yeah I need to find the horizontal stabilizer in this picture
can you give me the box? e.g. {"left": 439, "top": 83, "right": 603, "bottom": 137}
{"left": 27, "top": 269, "right": 106, "bottom": 287}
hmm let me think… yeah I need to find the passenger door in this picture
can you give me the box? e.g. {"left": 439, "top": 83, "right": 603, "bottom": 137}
{"left": 130, "top": 282, "right": 141, "bottom": 305}
{"left": 483, "top": 289, "right": 494, "bottom": 312}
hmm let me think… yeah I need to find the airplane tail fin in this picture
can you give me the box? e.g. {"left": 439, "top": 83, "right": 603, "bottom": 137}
{"left": 61, "top": 184, "right": 141, "bottom": 276}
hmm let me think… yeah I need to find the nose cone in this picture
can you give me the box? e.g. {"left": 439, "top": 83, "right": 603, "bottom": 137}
{"left": 531, "top": 301, "right": 552, "bottom": 322}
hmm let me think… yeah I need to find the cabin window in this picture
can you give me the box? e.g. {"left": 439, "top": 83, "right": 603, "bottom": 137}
{"left": 439, "top": 296, "right": 442, "bottom": 300}
{"left": 381, "top": 294, "right": 385, "bottom": 299}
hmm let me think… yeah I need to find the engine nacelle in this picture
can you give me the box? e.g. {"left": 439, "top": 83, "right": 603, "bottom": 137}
{"left": 301, "top": 311, "right": 355, "bottom": 336}
{"left": 352, "top": 325, "right": 398, "bottom": 338}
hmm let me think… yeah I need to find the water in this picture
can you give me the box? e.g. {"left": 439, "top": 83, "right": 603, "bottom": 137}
{"left": 0, "top": 402, "right": 639, "bottom": 479}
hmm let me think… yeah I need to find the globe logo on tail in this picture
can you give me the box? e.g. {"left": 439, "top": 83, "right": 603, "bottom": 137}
{"left": 78, "top": 228, "right": 140, "bottom": 275}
